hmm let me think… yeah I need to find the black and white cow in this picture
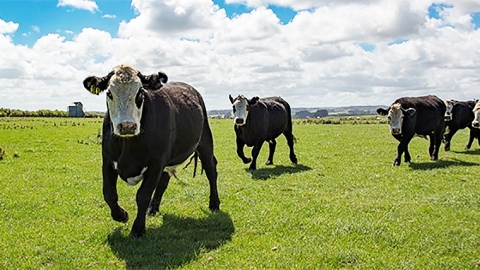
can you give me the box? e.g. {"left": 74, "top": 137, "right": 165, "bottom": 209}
{"left": 83, "top": 65, "right": 220, "bottom": 238}
{"left": 377, "top": 95, "right": 446, "bottom": 166}
{"left": 443, "top": 99, "right": 480, "bottom": 151}
{"left": 228, "top": 95, "right": 297, "bottom": 170}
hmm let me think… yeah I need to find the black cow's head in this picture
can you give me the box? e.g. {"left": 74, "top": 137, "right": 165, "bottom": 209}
{"left": 377, "top": 103, "right": 416, "bottom": 135}
{"left": 229, "top": 94, "right": 259, "bottom": 126}
{"left": 83, "top": 65, "right": 168, "bottom": 137}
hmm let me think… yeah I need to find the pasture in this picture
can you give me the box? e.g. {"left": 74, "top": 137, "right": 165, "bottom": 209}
{"left": 0, "top": 117, "right": 479, "bottom": 269}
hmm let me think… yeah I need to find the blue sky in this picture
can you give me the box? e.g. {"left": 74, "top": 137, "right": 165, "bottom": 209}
{"left": 0, "top": 0, "right": 298, "bottom": 47}
{"left": 1, "top": 0, "right": 480, "bottom": 111}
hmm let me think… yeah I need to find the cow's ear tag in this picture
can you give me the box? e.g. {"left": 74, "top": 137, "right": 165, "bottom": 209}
{"left": 90, "top": 86, "right": 101, "bottom": 95}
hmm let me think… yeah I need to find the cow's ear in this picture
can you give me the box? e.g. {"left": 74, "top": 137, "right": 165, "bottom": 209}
{"left": 403, "top": 108, "right": 416, "bottom": 118}
{"left": 83, "top": 71, "right": 113, "bottom": 95}
{"left": 229, "top": 94, "right": 234, "bottom": 104}
{"left": 377, "top": 108, "right": 388, "bottom": 116}
{"left": 139, "top": 71, "right": 168, "bottom": 90}
{"left": 249, "top": 96, "right": 259, "bottom": 105}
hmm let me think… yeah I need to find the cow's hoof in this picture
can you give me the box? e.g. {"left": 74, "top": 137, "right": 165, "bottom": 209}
{"left": 111, "top": 208, "right": 129, "bottom": 223}
{"left": 393, "top": 160, "right": 401, "bottom": 166}
{"left": 265, "top": 160, "right": 273, "bottom": 165}
{"left": 242, "top": 157, "right": 252, "bottom": 164}
{"left": 129, "top": 229, "right": 145, "bottom": 239}
{"left": 445, "top": 147, "right": 450, "bottom": 151}
{"left": 147, "top": 207, "right": 159, "bottom": 217}
{"left": 248, "top": 165, "right": 257, "bottom": 170}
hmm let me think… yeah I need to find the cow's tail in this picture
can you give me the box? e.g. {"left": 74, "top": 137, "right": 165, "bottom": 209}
{"left": 183, "top": 151, "right": 203, "bottom": 178}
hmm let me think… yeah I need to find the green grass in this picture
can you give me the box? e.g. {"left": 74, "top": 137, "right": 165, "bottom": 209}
{"left": 1, "top": 117, "right": 480, "bottom": 269}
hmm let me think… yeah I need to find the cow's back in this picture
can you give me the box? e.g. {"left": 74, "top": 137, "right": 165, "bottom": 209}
{"left": 395, "top": 95, "right": 445, "bottom": 135}
{"left": 141, "top": 82, "right": 206, "bottom": 166}
{"left": 261, "top": 97, "right": 290, "bottom": 140}
{"left": 449, "top": 101, "right": 476, "bottom": 129}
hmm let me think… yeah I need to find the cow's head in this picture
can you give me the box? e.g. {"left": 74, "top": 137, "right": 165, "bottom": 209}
{"left": 444, "top": 99, "right": 456, "bottom": 121}
{"left": 377, "top": 103, "right": 416, "bottom": 135}
{"left": 229, "top": 94, "right": 259, "bottom": 126}
{"left": 472, "top": 101, "right": 480, "bottom": 129}
{"left": 83, "top": 65, "right": 168, "bottom": 137}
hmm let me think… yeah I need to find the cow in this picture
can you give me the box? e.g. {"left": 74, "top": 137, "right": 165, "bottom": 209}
{"left": 377, "top": 95, "right": 446, "bottom": 166}
{"left": 228, "top": 95, "right": 297, "bottom": 170}
{"left": 443, "top": 99, "right": 480, "bottom": 151}
{"left": 472, "top": 101, "right": 480, "bottom": 130}
{"left": 83, "top": 64, "right": 220, "bottom": 238}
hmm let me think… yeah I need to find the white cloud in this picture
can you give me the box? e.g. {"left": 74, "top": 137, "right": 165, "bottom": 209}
{"left": 0, "top": 20, "right": 18, "bottom": 34}
{"left": 2, "top": 0, "right": 480, "bottom": 112}
{"left": 57, "top": 0, "right": 99, "bottom": 13}
{"left": 102, "top": 14, "right": 116, "bottom": 19}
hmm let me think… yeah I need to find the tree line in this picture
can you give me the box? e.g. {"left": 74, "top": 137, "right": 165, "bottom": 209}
{"left": 0, "top": 108, "right": 104, "bottom": 118}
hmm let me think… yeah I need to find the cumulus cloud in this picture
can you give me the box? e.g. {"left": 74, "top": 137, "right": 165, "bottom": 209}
{"left": 0, "top": 20, "right": 18, "bottom": 34}
{"left": 57, "top": 0, "right": 98, "bottom": 13}
{"left": 1, "top": 0, "right": 480, "bottom": 111}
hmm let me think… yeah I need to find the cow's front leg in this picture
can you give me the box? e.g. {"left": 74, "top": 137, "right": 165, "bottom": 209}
{"left": 147, "top": 171, "right": 170, "bottom": 217}
{"left": 102, "top": 161, "right": 128, "bottom": 223}
{"left": 236, "top": 137, "right": 251, "bottom": 164}
{"left": 266, "top": 139, "right": 276, "bottom": 165}
{"left": 249, "top": 142, "right": 264, "bottom": 170}
{"left": 131, "top": 167, "right": 161, "bottom": 238}
{"left": 394, "top": 140, "right": 408, "bottom": 166}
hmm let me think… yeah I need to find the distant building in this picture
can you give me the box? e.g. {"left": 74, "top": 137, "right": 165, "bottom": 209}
{"left": 68, "top": 102, "right": 85, "bottom": 117}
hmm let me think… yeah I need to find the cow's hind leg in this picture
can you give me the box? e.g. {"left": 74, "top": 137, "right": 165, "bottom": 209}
{"left": 284, "top": 130, "right": 297, "bottom": 164}
{"left": 147, "top": 171, "right": 171, "bottom": 216}
{"left": 266, "top": 139, "right": 276, "bottom": 165}
{"left": 466, "top": 128, "right": 475, "bottom": 150}
{"left": 197, "top": 124, "right": 220, "bottom": 211}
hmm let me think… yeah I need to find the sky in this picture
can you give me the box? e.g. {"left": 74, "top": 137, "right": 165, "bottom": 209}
{"left": 1, "top": 0, "right": 480, "bottom": 112}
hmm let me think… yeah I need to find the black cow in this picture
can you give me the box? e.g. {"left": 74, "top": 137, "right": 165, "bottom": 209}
{"left": 83, "top": 64, "right": 220, "bottom": 237}
{"left": 228, "top": 95, "right": 297, "bottom": 170}
{"left": 443, "top": 99, "right": 480, "bottom": 151}
{"left": 377, "top": 95, "right": 446, "bottom": 166}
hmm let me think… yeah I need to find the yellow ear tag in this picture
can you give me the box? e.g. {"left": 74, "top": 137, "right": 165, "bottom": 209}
{"left": 90, "top": 86, "right": 101, "bottom": 95}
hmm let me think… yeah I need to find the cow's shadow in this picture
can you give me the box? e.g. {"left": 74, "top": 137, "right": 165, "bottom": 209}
{"left": 107, "top": 211, "right": 234, "bottom": 269}
{"left": 451, "top": 148, "right": 480, "bottom": 155}
{"left": 408, "top": 158, "right": 479, "bottom": 170}
{"left": 247, "top": 164, "right": 312, "bottom": 180}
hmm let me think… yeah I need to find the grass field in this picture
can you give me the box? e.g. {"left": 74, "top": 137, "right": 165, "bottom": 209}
{"left": 0, "top": 117, "right": 480, "bottom": 269}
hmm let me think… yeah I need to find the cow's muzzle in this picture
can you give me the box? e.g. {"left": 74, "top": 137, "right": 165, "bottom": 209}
{"left": 117, "top": 122, "right": 138, "bottom": 136}
{"left": 235, "top": 118, "right": 245, "bottom": 126}
{"left": 444, "top": 115, "right": 452, "bottom": 121}
{"left": 472, "top": 121, "right": 480, "bottom": 129}
{"left": 391, "top": 128, "right": 402, "bottom": 135}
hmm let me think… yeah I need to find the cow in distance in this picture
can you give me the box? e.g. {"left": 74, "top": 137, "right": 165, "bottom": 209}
{"left": 443, "top": 99, "right": 480, "bottom": 151}
{"left": 377, "top": 95, "right": 446, "bottom": 166}
{"left": 83, "top": 64, "right": 220, "bottom": 238}
{"left": 229, "top": 94, "right": 297, "bottom": 170}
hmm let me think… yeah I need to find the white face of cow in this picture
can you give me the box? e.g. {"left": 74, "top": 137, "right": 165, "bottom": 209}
{"left": 231, "top": 96, "right": 249, "bottom": 126}
{"left": 387, "top": 104, "right": 405, "bottom": 135}
{"left": 472, "top": 102, "right": 480, "bottom": 129}
{"left": 444, "top": 99, "right": 454, "bottom": 121}
{"left": 106, "top": 65, "right": 145, "bottom": 137}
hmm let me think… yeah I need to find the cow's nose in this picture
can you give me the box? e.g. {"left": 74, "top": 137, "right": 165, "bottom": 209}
{"left": 445, "top": 114, "right": 452, "bottom": 121}
{"left": 235, "top": 118, "right": 245, "bottom": 125}
{"left": 472, "top": 121, "right": 480, "bottom": 128}
{"left": 391, "top": 128, "right": 401, "bottom": 135}
{"left": 118, "top": 122, "right": 138, "bottom": 136}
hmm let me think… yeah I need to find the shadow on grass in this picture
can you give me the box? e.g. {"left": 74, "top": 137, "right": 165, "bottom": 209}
{"left": 107, "top": 211, "right": 234, "bottom": 269}
{"left": 247, "top": 164, "right": 312, "bottom": 180}
{"left": 408, "top": 158, "right": 479, "bottom": 170}
{"left": 451, "top": 148, "right": 480, "bottom": 155}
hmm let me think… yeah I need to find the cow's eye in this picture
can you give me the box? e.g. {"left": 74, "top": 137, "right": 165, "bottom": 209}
{"left": 106, "top": 91, "right": 113, "bottom": 100}
{"left": 135, "top": 88, "right": 145, "bottom": 109}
